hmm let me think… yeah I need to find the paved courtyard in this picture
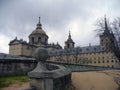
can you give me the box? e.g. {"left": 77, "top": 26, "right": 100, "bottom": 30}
{"left": 1, "top": 70, "right": 120, "bottom": 90}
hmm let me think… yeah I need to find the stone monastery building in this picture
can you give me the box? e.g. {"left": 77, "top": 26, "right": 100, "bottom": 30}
{"left": 9, "top": 17, "right": 62, "bottom": 57}
{"left": 9, "top": 17, "right": 120, "bottom": 68}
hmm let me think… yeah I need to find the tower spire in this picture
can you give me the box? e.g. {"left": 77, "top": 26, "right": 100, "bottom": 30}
{"left": 36, "top": 16, "right": 42, "bottom": 29}
{"left": 69, "top": 30, "right": 71, "bottom": 38}
{"left": 64, "top": 30, "right": 75, "bottom": 49}
{"left": 104, "top": 15, "right": 110, "bottom": 34}
{"left": 38, "top": 16, "right": 40, "bottom": 24}
{"left": 105, "top": 15, "right": 108, "bottom": 31}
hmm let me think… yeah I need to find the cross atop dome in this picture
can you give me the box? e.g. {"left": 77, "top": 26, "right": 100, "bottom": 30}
{"left": 36, "top": 16, "right": 42, "bottom": 29}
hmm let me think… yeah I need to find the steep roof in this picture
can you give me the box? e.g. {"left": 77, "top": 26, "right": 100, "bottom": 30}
{"left": 65, "top": 31, "right": 74, "bottom": 43}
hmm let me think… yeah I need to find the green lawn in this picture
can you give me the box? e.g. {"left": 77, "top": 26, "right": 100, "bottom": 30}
{"left": 0, "top": 76, "right": 29, "bottom": 88}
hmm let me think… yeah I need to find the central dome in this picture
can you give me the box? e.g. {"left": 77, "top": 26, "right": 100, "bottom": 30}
{"left": 31, "top": 28, "right": 46, "bottom": 35}
{"left": 30, "top": 17, "right": 47, "bottom": 35}
{"left": 29, "top": 17, "right": 49, "bottom": 45}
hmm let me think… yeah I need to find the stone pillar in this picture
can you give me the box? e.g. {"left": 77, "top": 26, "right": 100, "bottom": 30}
{"left": 27, "top": 47, "right": 71, "bottom": 90}
{"left": 28, "top": 47, "right": 50, "bottom": 90}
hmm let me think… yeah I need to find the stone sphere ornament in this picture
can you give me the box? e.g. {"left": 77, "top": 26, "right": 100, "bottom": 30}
{"left": 28, "top": 47, "right": 71, "bottom": 90}
{"left": 32, "top": 47, "right": 49, "bottom": 62}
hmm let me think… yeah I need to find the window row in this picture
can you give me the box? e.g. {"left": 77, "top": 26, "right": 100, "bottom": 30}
{"left": 89, "top": 60, "right": 119, "bottom": 64}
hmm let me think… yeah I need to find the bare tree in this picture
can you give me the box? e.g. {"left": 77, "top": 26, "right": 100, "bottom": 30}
{"left": 112, "top": 17, "right": 120, "bottom": 48}
{"left": 94, "top": 16, "right": 120, "bottom": 57}
{"left": 94, "top": 16, "right": 112, "bottom": 36}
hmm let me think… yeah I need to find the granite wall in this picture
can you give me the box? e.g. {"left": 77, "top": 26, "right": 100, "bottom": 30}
{"left": 0, "top": 59, "right": 119, "bottom": 76}
{"left": 0, "top": 59, "right": 36, "bottom": 76}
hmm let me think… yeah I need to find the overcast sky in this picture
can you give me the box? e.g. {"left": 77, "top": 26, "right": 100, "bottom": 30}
{"left": 0, "top": 0, "right": 120, "bottom": 53}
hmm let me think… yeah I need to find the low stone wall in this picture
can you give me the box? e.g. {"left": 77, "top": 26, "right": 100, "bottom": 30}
{"left": 0, "top": 59, "right": 119, "bottom": 76}
{"left": 48, "top": 61, "right": 120, "bottom": 72}
{"left": 0, "top": 59, "right": 36, "bottom": 76}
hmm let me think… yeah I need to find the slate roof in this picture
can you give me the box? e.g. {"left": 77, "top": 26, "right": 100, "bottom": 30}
{"left": 49, "top": 45, "right": 103, "bottom": 56}
{"left": 0, "top": 53, "right": 32, "bottom": 60}
{"left": 79, "top": 45, "right": 102, "bottom": 53}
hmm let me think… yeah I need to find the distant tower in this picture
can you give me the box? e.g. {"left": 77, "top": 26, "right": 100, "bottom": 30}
{"left": 64, "top": 31, "right": 75, "bottom": 49}
{"left": 100, "top": 16, "right": 116, "bottom": 51}
{"left": 29, "top": 17, "right": 49, "bottom": 46}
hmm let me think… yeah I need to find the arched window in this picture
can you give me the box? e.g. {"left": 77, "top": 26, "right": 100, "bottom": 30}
{"left": 98, "top": 61, "right": 100, "bottom": 63}
{"left": 67, "top": 43, "right": 70, "bottom": 48}
{"left": 45, "top": 38, "right": 47, "bottom": 43}
{"left": 102, "top": 60, "right": 105, "bottom": 63}
{"left": 32, "top": 37, "right": 34, "bottom": 43}
{"left": 102, "top": 57, "right": 104, "bottom": 59}
{"left": 38, "top": 37, "right": 41, "bottom": 43}
{"left": 94, "top": 61, "right": 96, "bottom": 64}
{"left": 111, "top": 60, "right": 114, "bottom": 63}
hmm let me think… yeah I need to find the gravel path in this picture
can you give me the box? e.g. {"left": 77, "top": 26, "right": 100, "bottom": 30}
{"left": 72, "top": 70, "right": 120, "bottom": 90}
{"left": 1, "top": 70, "right": 120, "bottom": 90}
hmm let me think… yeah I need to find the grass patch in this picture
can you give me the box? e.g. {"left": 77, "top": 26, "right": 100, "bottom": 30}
{"left": 0, "top": 76, "right": 29, "bottom": 88}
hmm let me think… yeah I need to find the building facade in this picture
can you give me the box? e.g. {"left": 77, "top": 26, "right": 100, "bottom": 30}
{"left": 9, "top": 17, "right": 120, "bottom": 68}
{"left": 9, "top": 17, "right": 62, "bottom": 57}
{"left": 48, "top": 17, "right": 120, "bottom": 68}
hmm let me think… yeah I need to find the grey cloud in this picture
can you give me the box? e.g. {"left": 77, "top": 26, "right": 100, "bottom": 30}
{"left": 0, "top": 0, "right": 94, "bottom": 32}
{"left": 0, "top": 0, "right": 120, "bottom": 51}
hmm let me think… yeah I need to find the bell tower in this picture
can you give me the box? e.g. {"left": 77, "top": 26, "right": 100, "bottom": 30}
{"left": 64, "top": 31, "right": 75, "bottom": 49}
{"left": 100, "top": 17, "right": 116, "bottom": 52}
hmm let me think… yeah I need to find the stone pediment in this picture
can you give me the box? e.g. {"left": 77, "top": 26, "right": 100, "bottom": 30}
{"left": 12, "top": 40, "right": 21, "bottom": 44}
{"left": 9, "top": 39, "right": 23, "bottom": 45}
